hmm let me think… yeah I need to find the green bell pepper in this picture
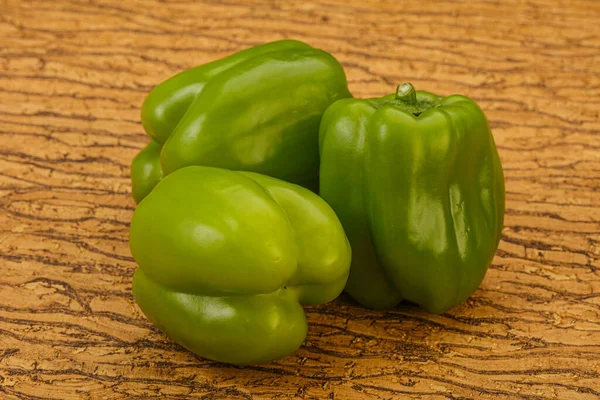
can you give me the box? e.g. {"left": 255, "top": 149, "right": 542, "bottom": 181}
{"left": 131, "top": 40, "right": 351, "bottom": 203}
{"left": 130, "top": 166, "right": 351, "bottom": 365}
{"left": 319, "top": 83, "right": 505, "bottom": 314}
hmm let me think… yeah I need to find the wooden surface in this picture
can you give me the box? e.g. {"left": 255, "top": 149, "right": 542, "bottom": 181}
{"left": 1, "top": 0, "right": 599, "bottom": 399}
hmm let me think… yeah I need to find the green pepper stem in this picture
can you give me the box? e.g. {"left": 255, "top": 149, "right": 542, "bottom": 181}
{"left": 395, "top": 82, "right": 417, "bottom": 105}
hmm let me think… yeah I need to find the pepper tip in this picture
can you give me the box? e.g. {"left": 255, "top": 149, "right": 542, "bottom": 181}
{"left": 395, "top": 82, "right": 417, "bottom": 105}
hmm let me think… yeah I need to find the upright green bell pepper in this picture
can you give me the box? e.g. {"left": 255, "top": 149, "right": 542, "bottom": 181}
{"left": 130, "top": 166, "right": 351, "bottom": 365}
{"left": 131, "top": 40, "right": 351, "bottom": 203}
{"left": 319, "top": 83, "right": 505, "bottom": 314}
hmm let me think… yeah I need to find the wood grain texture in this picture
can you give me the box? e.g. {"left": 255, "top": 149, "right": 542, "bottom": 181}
{"left": 1, "top": 0, "right": 599, "bottom": 398}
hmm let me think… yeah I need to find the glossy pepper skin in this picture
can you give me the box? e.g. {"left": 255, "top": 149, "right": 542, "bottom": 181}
{"left": 131, "top": 40, "right": 351, "bottom": 202}
{"left": 130, "top": 166, "right": 351, "bottom": 365}
{"left": 319, "top": 83, "right": 505, "bottom": 314}
{"left": 130, "top": 140, "right": 162, "bottom": 204}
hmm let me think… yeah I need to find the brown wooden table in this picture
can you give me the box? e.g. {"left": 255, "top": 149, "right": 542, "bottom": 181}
{"left": 1, "top": 1, "right": 599, "bottom": 399}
